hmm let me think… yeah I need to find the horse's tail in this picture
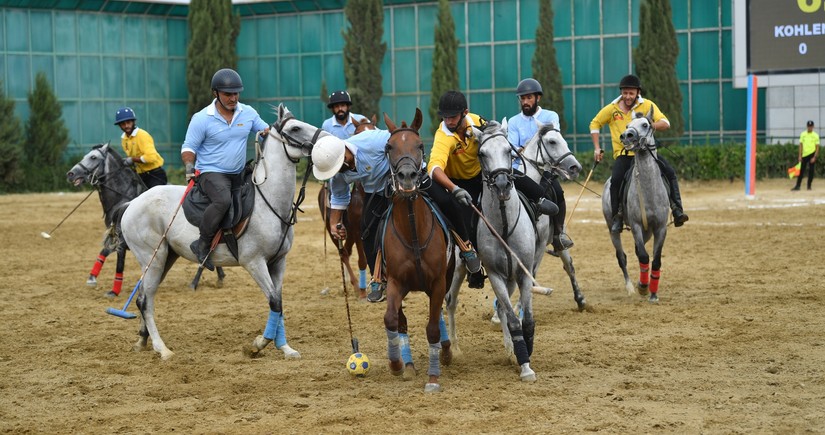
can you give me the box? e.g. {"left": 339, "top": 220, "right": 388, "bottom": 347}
{"left": 106, "top": 202, "right": 132, "bottom": 250}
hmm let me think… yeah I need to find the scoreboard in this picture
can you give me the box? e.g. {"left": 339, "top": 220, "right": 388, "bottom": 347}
{"left": 748, "top": 0, "right": 825, "bottom": 73}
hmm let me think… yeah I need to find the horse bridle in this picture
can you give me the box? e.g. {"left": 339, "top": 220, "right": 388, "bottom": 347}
{"left": 76, "top": 146, "right": 143, "bottom": 198}
{"left": 385, "top": 127, "right": 425, "bottom": 194}
{"left": 521, "top": 128, "right": 575, "bottom": 179}
{"left": 478, "top": 132, "right": 515, "bottom": 191}
{"left": 272, "top": 112, "right": 320, "bottom": 164}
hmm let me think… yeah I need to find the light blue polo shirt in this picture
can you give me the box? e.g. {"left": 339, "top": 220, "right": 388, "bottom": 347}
{"left": 322, "top": 113, "right": 365, "bottom": 140}
{"left": 181, "top": 99, "right": 269, "bottom": 174}
{"left": 507, "top": 106, "right": 560, "bottom": 169}
{"left": 328, "top": 128, "right": 392, "bottom": 210}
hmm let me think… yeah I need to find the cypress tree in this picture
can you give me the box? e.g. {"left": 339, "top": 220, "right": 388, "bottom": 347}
{"left": 634, "top": 0, "right": 684, "bottom": 140}
{"left": 186, "top": 0, "right": 240, "bottom": 117}
{"left": 343, "top": 0, "right": 386, "bottom": 119}
{"left": 0, "top": 80, "right": 24, "bottom": 190}
{"left": 25, "top": 72, "right": 71, "bottom": 191}
{"left": 532, "top": 0, "right": 566, "bottom": 132}
{"left": 429, "top": 0, "right": 459, "bottom": 133}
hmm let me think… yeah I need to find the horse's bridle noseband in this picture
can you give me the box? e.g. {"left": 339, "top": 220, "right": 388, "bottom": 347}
{"left": 521, "top": 128, "right": 574, "bottom": 179}
{"left": 478, "top": 132, "right": 515, "bottom": 189}
{"left": 385, "top": 127, "right": 425, "bottom": 194}
{"left": 273, "top": 112, "right": 322, "bottom": 163}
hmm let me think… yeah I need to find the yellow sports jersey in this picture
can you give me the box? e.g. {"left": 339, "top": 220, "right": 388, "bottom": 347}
{"left": 589, "top": 97, "right": 668, "bottom": 159}
{"left": 121, "top": 128, "right": 164, "bottom": 174}
{"left": 427, "top": 113, "right": 484, "bottom": 180}
{"left": 799, "top": 130, "right": 820, "bottom": 157}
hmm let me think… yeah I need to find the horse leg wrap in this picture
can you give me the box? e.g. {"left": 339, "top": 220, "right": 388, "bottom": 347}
{"left": 112, "top": 272, "right": 124, "bottom": 295}
{"left": 523, "top": 320, "right": 535, "bottom": 357}
{"left": 511, "top": 329, "right": 530, "bottom": 366}
{"left": 90, "top": 254, "right": 106, "bottom": 276}
{"left": 427, "top": 342, "right": 442, "bottom": 377}
{"left": 386, "top": 329, "right": 401, "bottom": 361}
{"left": 399, "top": 333, "right": 413, "bottom": 365}
{"left": 359, "top": 269, "right": 367, "bottom": 289}
{"left": 439, "top": 312, "right": 449, "bottom": 343}
{"left": 639, "top": 262, "right": 650, "bottom": 286}
{"left": 650, "top": 270, "right": 661, "bottom": 294}
{"left": 263, "top": 311, "right": 287, "bottom": 348}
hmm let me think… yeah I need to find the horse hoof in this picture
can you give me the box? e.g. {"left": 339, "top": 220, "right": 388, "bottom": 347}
{"left": 491, "top": 310, "right": 501, "bottom": 325}
{"left": 278, "top": 345, "right": 301, "bottom": 359}
{"left": 86, "top": 276, "right": 98, "bottom": 287}
{"left": 402, "top": 364, "right": 417, "bottom": 380}
{"left": 133, "top": 341, "right": 149, "bottom": 352}
{"left": 160, "top": 350, "right": 175, "bottom": 360}
{"left": 520, "top": 364, "right": 536, "bottom": 382}
{"left": 575, "top": 298, "right": 586, "bottom": 312}
{"left": 424, "top": 383, "right": 442, "bottom": 393}
{"left": 389, "top": 360, "right": 404, "bottom": 376}
{"left": 319, "top": 287, "right": 330, "bottom": 296}
{"left": 441, "top": 349, "right": 453, "bottom": 366}
{"left": 637, "top": 283, "right": 650, "bottom": 296}
{"left": 252, "top": 335, "right": 271, "bottom": 351}
{"left": 215, "top": 279, "right": 224, "bottom": 289}
{"left": 103, "top": 291, "right": 118, "bottom": 299}
{"left": 648, "top": 293, "right": 659, "bottom": 304}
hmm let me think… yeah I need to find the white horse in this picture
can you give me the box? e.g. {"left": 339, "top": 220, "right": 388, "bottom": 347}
{"left": 507, "top": 120, "right": 584, "bottom": 309}
{"left": 601, "top": 108, "right": 670, "bottom": 303}
{"left": 119, "top": 104, "right": 325, "bottom": 360}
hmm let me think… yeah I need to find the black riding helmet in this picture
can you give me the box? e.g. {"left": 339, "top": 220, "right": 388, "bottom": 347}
{"left": 211, "top": 68, "right": 244, "bottom": 93}
{"left": 516, "top": 78, "right": 543, "bottom": 96}
{"left": 619, "top": 74, "right": 642, "bottom": 90}
{"left": 437, "top": 90, "right": 467, "bottom": 117}
{"left": 327, "top": 90, "right": 352, "bottom": 108}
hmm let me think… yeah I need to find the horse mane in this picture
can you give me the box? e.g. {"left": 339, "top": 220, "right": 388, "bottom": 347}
{"left": 537, "top": 123, "right": 558, "bottom": 137}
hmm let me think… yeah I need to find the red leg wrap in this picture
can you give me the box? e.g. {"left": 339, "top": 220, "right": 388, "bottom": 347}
{"left": 649, "top": 270, "right": 661, "bottom": 294}
{"left": 112, "top": 273, "right": 123, "bottom": 295}
{"left": 639, "top": 262, "right": 650, "bottom": 286}
{"left": 90, "top": 254, "right": 106, "bottom": 276}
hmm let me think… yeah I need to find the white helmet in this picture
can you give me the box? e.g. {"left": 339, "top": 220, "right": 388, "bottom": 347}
{"left": 312, "top": 135, "right": 347, "bottom": 180}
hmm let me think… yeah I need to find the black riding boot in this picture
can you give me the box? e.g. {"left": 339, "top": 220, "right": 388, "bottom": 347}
{"left": 669, "top": 181, "right": 689, "bottom": 227}
{"left": 190, "top": 238, "right": 214, "bottom": 271}
{"left": 610, "top": 210, "right": 624, "bottom": 233}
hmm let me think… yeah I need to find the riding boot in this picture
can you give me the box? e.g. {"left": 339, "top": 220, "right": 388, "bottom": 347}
{"left": 547, "top": 215, "right": 574, "bottom": 257}
{"left": 190, "top": 238, "right": 215, "bottom": 271}
{"left": 535, "top": 198, "right": 559, "bottom": 216}
{"left": 669, "top": 182, "right": 689, "bottom": 227}
{"left": 610, "top": 211, "right": 624, "bottom": 234}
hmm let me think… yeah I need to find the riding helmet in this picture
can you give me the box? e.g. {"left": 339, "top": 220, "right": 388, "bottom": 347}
{"left": 327, "top": 90, "right": 352, "bottom": 108}
{"left": 311, "top": 135, "right": 347, "bottom": 180}
{"left": 619, "top": 74, "right": 642, "bottom": 90}
{"left": 113, "top": 107, "right": 136, "bottom": 125}
{"left": 211, "top": 68, "right": 244, "bottom": 93}
{"left": 516, "top": 78, "right": 543, "bottom": 96}
{"left": 437, "top": 90, "right": 468, "bottom": 117}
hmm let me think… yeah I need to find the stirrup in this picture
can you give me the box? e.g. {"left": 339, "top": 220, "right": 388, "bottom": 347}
{"left": 366, "top": 281, "right": 386, "bottom": 303}
{"left": 610, "top": 214, "right": 623, "bottom": 233}
{"left": 460, "top": 249, "right": 481, "bottom": 274}
{"left": 190, "top": 240, "right": 214, "bottom": 271}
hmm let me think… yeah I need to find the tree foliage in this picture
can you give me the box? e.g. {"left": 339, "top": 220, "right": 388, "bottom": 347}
{"left": 186, "top": 0, "right": 240, "bottom": 117}
{"left": 634, "top": 0, "right": 684, "bottom": 140}
{"left": 429, "top": 0, "right": 459, "bottom": 133}
{"left": 24, "top": 72, "right": 71, "bottom": 191}
{"left": 0, "top": 80, "right": 25, "bottom": 191}
{"left": 532, "top": 0, "right": 567, "bottom": 132}
{"left": 343, "top": 0, "right": 386, "bottom": 119}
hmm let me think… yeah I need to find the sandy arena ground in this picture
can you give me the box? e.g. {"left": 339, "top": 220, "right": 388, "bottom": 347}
{"left": 1, "top": 178, "right": 823, "bottom": 433}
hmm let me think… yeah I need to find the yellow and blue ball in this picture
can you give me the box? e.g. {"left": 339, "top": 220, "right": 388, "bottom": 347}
{"left": 346, "top": 352, "right": 370, "bottom": 377}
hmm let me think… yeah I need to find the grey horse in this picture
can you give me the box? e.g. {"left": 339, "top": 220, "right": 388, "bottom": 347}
{"left": 601, "top": 108, "right": 670, "bottom": 303}
{"left": 118, "top": 104, "right": 324, "bottom": 360}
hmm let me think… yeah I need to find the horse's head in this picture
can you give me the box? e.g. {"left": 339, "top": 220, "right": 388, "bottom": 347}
{"left": 473, "top": 120, "right": 514, "bottom": 202}
{"left": 271, "top": 103, "right": 326, "bottom": 160}
{"left": 353, "top": 114, "right": 378, "bottom": 135}
{"left": 535, "top": 123, "right": 582, "bottom": 180}
{"left": 67, "top": 142, "right": 118, "bottom": 187}
{"left": 383, "top": 108, "right": 424, "bottom": 198}
{"left": 620, "top": 107, "right": 655, "bottom": 152}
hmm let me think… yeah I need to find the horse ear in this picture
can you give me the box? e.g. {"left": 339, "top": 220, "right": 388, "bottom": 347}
{"left": 353, "top": 117, "right": 363, "bottom": 128}
{"left": 500, "top": 117, "right": 509, "bottom": 134}
{"left": 370, "top": 114, "right": 378, "bottom": 126}
{"left": 277, "top": 103, "right": 286, "bottom": 121}
{"left": 383, "top": 112, "right": 397, "bottom": 132}
{"left": 645, "top": 106, "right": 654, "bottom": 122}
{"left": 411, "top": 108, "right": 423, "bottom": 132}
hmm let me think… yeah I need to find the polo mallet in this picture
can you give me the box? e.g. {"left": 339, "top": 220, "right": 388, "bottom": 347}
{"left": 469, "top": 204, "right": 553, "bottom": 296}
{"left": 565, "top": 150, "right": 603, "bottom": 227}
{"left": 106, "top": 179, "right": 195, "bottom": 319}
{"left": 40, "top": 189, "right": 96, "bottom": 239}
{"left": 336, "top": 223, "right": 359, "bottom": 353}
{"left": 320, "top": 184, "right": 331, "bottom": 295}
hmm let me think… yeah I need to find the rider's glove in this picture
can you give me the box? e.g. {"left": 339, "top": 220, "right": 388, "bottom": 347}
{"left": 451, "top": 186, "right": 472, "bottom": 207}
{"left": 122, "top": 157, "right": 135, "bottom": 166}
{"left": 185, "top": 162, "right": 196, "bottom": 181}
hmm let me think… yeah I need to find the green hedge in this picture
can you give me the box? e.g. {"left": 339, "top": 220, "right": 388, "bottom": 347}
{"left": 571, "top": 142, "right": 820, "bottom": 182}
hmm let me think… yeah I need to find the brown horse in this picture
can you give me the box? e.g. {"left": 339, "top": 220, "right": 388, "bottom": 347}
{"left": 382, "top": 108, "right": 454, "bottom": 393}
{"left": 316, "top": 115, "right": 377, "bottom": 299}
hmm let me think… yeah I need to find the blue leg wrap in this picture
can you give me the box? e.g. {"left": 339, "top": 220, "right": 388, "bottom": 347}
{"left": 386, "top": 329, "right": 401, "bottom": 361}
{"left": 359, "top": 269, "right": 367, "bottom": 289}
{"left": 263, "top": 311, "right": 287, "bottom": 348}
{"left": 439, "top": 311, "right": 449, "bottom": 342}
{"left": 427, "top": 342, "right": 442, "bottom": 377}
{"left": 399, "top": 333, "right": 413, "bottom": 365}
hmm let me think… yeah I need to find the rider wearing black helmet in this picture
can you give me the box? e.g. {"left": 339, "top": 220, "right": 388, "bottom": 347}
{"left": 321, "top": 90, "right": 364, "bottom": 139}
{"left": 181, "top": 68, "right": 270, "bottom": 269}
{"left": 590, "top": 74, "right": 688, "bottom": 233}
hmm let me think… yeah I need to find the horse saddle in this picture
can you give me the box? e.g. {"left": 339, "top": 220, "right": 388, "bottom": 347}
{"left": 183, "top": 165, "right": 256, "bottom": 260}
{"left": 618, "top": 160, "right": 671, "bottom": 209}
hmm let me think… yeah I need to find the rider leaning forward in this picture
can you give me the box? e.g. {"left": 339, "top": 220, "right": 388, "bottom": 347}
{"left": 589, "top": 74, "right": 689, "bottom": 233}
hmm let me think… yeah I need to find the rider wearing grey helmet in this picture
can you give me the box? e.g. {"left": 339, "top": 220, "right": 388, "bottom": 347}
{"left": 507, "top": 78, "right": 572, "bottom": 256}
{"left": 590, "top": 74, "right": 688, "bottom": 233}
{"left": 181, "top": 68, "right": 270, "bottom": 269}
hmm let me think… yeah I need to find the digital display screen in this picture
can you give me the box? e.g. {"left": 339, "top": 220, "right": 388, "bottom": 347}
{"left": 748, "top": 0, "right": 825, "bottom": 73}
